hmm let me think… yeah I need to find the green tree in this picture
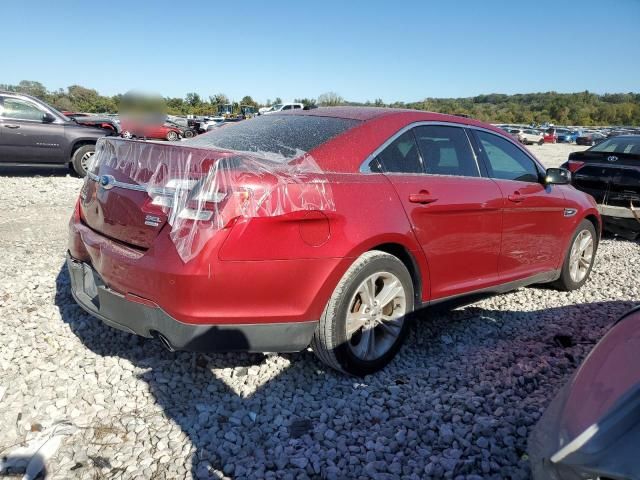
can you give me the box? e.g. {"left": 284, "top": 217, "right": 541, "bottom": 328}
{"left": 317, "top": 92, "right": 344, "bottom": 106}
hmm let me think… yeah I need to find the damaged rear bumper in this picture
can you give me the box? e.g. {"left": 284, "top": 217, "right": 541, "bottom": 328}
{"left": 66, "top": 253, "right": 317, "bottom": 353}
{"left": 597, "top": 203, "right": 640, "bottom": 220}
{"left": 598, "top": 203, "right": 640, "bottom": 234}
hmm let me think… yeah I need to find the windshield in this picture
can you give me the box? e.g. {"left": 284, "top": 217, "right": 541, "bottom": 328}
{"left": 590, "top": 136, "right": 640, "bottom": 153}
{"left": 183, "top": 114, "right": 360, "bottom": 160}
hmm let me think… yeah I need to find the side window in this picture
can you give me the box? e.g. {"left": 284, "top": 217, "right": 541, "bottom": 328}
{"left": 1, "top": 97, "right": 45, "bottom": 121}
{"left": 282, "top": 105, "right": 292, "bottom": 110}
{"left": 413, "top": 125, "right": 479, "bottom": 177}
{"left": 292, "top": 104, "right": 301, "bottom": 109}
{"left": 368, "top": 130, "right": 423, "bottom": 174}
{"left": 476, "top": 131, "right": 540, "bottom": 183}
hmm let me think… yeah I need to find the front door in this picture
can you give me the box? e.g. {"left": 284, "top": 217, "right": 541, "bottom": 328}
{"left": 471, "top": 129, "right": 567, "bottom": 281}
{"left": 0, "top": 95, "right": 65, "bottom": 163}
{"left": 367, "top": 125, "right": 504, "bottom": 300}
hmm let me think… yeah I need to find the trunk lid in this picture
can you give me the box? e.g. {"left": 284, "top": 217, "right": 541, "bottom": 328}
{"left": 78, "top": 137, "right": 333, "bottom": 262}
{"left": 569, "top": 150, "right": 640, "bottom": 206}
{"left": 79, "top": 138, "right": 237, "bottom": 250}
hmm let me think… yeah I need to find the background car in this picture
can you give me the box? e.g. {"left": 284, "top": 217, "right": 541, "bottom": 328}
{"left": 120, "top": 119, "right": 183, "bottom": 141}
{"left": 520, "top": 128, "right": 545, "bottom": 145}
{"left": 260, "top": 102, "right": 304, "bottom": 114}
{"left": 544, "top": 127, "right": 558, "bottom": 143}
{"left": 165, "top": 118, "right": 197, "bottom": 138}
{"left": 576, "top": 132, "right": 607, "bottom": 146}
{"left": 0, "top": 91, "right": 111, "bottom": 176}
{"left": 528, "top": 305, "right": 640, "bottom": 480}
{"left": 561, "top": 135, "right": 640, "bottom": 239}
{"left": 555, "top": 128, "right": 576, "bottom": 143}
{"left": 68, "top": 108, "right": 600, "bottom": 376}
{"left": 67, "top": 114, "right": 121, "bottom": 135}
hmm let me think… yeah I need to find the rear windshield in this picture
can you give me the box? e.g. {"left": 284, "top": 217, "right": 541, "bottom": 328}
{"left": 183, "top": 114, "right": 360, "bottom": 160}
{"left": 590, "top": 136, "right": 640, "bottom": 154}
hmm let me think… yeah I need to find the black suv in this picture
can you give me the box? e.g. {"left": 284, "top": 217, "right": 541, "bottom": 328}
{"left": 0, "top": 91, "right": 112, "bottom": 176}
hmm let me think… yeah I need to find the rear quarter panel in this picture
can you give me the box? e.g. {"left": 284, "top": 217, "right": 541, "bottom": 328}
{"left": 219, "top": 172, "right": 431, "bottom": 301}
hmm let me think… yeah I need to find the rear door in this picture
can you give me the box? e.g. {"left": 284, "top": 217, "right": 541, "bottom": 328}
{"left": 471, "top": 129, "right": 568, "bottom": 281}
{"left": 365, "top": 124, "right": 503, "bottom": 300}
{"left": 0, "top": 95, "right": 66, "bottom": 163}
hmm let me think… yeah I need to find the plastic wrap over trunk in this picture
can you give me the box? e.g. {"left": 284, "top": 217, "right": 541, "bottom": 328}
{"left": 83, "top": 137, "right": 334, "bottom": 262}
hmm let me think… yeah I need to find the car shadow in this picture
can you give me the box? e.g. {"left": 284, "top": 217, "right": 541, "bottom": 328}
{"left": 53, "top": 264, "right": 637, "bottom": 479}
{"left": 0, "top": 165, "right": 72, "bottom": 177}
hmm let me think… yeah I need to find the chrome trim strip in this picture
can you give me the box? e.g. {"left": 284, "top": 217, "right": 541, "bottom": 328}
{"left": 87, "top": 172, "right": 162, "bottom": 195}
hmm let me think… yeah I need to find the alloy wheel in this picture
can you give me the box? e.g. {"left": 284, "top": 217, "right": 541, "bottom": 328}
{"left": 80, "top": 151, "right": 95, "bottom": 173}
{"left": 346, "top": 272, "right": 407, "bottom": 361}
{"left": 569, "top": 229, "right": 594, "bottom": 283}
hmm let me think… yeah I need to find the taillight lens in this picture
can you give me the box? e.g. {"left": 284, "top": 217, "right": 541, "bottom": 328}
{"left": 567, "top": 160, "right": 585, "bottom": 173}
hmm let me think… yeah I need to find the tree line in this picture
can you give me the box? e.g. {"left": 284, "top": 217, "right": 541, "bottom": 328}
{"left": 2, "top": 80, "right": 639, "bottom": 125}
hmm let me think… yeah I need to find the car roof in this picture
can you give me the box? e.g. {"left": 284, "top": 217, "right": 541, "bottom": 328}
{"left": 275, "top": 106, "right": 493, "bottom": 127}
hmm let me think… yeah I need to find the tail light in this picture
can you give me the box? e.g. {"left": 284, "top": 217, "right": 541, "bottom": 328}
{"left": 566, "top": 160, "right": 585, "bottom": 173}
{"left": 148, "top": 177, "right": 253, "bottom": 227}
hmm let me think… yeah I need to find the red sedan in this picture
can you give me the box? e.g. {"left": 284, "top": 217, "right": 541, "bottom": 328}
{"left": 67, "top": 108, "right": 600, "bottom": 375}
{"left": 120, "top": 119, "right": 182, "bottom": 141}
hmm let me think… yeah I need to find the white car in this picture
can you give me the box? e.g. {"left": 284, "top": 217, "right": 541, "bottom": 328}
{"left": 520, "top": 128, "right": 545, "bottom": 145}
{"left": 259, "top": 103, "right": 304, "bottom": 115}
{"left": 507, "top": 128, "right": 544, "bottom": 145}
{"left": 198, "top": 116, "right": 225, "bottom": 132}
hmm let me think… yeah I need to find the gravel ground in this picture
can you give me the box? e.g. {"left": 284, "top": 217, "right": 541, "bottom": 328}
{"left": 1, "top": 144, "right": 638, "bottom": 479}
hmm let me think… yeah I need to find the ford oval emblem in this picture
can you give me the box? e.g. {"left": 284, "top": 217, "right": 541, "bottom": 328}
{"left": 607, "top": 155, "right": 618, "bottom": 162}
{"left": 99, "top": 174, "right": 116, "bottom": 190}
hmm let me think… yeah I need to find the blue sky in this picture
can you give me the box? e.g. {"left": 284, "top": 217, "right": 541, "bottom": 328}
{"left": 2, "top": 0, "right": 639, "bottom": 103}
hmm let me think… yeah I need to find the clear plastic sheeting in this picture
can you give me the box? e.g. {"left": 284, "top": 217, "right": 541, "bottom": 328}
{"left": 85, "top": 136, "right": 334, "bottom": 262}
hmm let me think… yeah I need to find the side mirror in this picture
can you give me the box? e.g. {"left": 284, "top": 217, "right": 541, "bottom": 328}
{"left": 42, "top": 112, "right": 56, "bottom": 123}
{"left": 545, "top": 167, "right": 571, "bottom": 185}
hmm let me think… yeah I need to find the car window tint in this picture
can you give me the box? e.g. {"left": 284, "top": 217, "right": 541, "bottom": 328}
{"left": 282, "top": 105, "right": 292, "bottom": 110}
{"left": 476, "top": 131, "right": 539, "bottom": 182}
{"left": 413, "top": 125, "right": 479, "bottom": 177}
{"left": 1, "top": 97, "right": 44, "bottom": 121}
{"left": 371, "top": 130, "right": 423, "bottom": 174}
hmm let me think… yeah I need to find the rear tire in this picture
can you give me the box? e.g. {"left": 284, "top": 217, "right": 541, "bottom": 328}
{"left": 121, "top": 130, "right": 133, "bottom": 139}
{"left": 183, "top": 129, "right": 195, "bottom": 139}
{"left": 71, "top": 144, "right": 95, "bottom": 177}
{"left": 311, "top": 251, "right": 414, "bottom": 376}
{"left": 551, "top": 219, "right": 597, "bottom": 291}
{"left": 166, "top": 131, "right": 179, "bottom": 141}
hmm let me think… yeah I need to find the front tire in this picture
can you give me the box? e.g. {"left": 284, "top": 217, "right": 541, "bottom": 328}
{"left": 552, "top": 219, "right": 597, "bottom": 291}
{"left": 71, "top": 144, "right": 95, "bottom": 177}
{"left": 538, "top": 138, "right": 544, "bottom": 145}
{"left": 311, "top": 251, "right": 414, "bottom": 376}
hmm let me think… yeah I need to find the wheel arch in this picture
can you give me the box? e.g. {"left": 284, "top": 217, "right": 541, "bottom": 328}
{"left": 584, "top": 213, "right": 602, "bottom": 242}
{"left": 368, "top": 242, "right": 425, "bottom": 307}
{"left": 67, "top": 139, "right": 97, "bottom": 163}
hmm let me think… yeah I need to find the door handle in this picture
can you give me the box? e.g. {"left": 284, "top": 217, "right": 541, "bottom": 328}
{"left": 3, "top": 124, "right": 20, "bottom": 129}
{"left": 409, "top": 191, "right": 438, "bottom": 204}
{"left": 507, "top": 192, "right": 525, "bottom": 203}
